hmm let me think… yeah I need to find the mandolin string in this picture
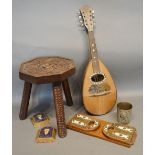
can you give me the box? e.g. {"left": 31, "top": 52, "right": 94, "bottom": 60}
{"left": 91, "top": 35, "right": 95, "bottom": 82}
{"left": 94, "top": 39, "right": 98, "bottom": 83}
{"left": 90, "top": 33, "right": 97, "bottom": 83}
{"left": 94, "top": 38, "right": 99, "bottom": 83}
{"left": 93, "top": 40, "right": 97, "bottom": 83}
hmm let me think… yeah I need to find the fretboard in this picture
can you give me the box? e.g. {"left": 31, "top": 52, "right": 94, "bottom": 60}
{"left": 88, "top": 31, "right": 100, "bottom": 73}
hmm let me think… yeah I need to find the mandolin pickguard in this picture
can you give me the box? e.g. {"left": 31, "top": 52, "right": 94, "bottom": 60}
{"left": 88, "top": 83, "right": 111, "bottom": 96}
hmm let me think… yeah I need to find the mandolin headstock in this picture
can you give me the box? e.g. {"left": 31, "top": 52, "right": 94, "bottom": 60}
{"left": 78, "top": 5, "right": 95, "bottom": 32}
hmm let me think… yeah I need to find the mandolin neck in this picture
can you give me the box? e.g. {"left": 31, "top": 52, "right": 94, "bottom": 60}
{"left": 88, "top": 31, "right": 100, "bottom": 73}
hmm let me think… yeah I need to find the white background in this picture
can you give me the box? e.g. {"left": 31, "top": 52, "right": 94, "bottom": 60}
{"left": 12, "top": 1, "right": 143, "bottom": 155}
{"left": 1, "top": 0, "right": 153, "bottom": 155}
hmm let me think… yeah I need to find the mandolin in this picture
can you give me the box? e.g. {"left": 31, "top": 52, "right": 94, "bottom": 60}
{"left": 79, "top": 5, "right": 117, "bottom": 115}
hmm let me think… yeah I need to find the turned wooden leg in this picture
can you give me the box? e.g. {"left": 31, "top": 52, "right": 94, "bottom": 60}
{"left": 19, "top": 82, "right": 32, "bottom": 120}
{"left": 62, "top": 79, "right": 73, "bottom": 106}
{"left": 53, "top": 82, "right": 67, "bottom": 138}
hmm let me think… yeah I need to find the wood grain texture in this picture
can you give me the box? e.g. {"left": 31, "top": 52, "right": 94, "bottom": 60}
{"left": 80, "top": 5, "right": 94, "bottom": 32}
{"left": 83, "top": 59, "right": 117, "bottom": 115}
{"left": 67, "top": 113, "right": 136, "bottom": 147}
{"left": 19, "top": 57, "right": 75, "bottom": 138}
{"left": 19, "top": 56, "right": 75, "bottom": 84}
{"left": 62, "top": 79, "right": 73, "bottom": 106}
{"left": 19, "top": 82, "right": 32, "bottom": 120}
{"left": 79, "top": 6, "right": 117, "bottom": 115}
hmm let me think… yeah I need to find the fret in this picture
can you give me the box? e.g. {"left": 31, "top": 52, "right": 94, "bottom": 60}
{"left": 88, "top": 31, "right": 100, "bottom": 73}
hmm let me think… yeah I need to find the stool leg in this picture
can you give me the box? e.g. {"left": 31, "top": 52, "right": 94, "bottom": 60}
{"left": 53, "top": 82, "right": 67, "bottom": 138}
{"left": 62, "top": 79, "right": 73, "bottom": 106}
{"left": 19, "top": 82, "right": 32, "bottom": 120}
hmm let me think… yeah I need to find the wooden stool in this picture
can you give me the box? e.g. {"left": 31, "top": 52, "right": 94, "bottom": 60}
{"left": 19, "top": 56, "right": 75, "bottom": 138}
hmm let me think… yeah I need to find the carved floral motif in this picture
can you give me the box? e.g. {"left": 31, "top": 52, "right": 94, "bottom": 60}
{"left": 20, "top": 57, "right": 75, "bottom": 77}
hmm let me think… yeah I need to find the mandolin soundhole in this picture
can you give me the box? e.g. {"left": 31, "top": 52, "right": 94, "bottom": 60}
{"left": 91, "top": 73, "right": 105, "bottom": 83}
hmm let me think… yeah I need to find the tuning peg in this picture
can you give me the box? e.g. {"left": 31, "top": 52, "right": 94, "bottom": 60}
{"left": 78, "top": 15, "right": 82, "bottom": 19}
{"left": 77, "top": 11, "right": 81, "bottom": 15}
{"left": 92, "top": 10, "right": 95, "bottom": 14}
{"left": 79, "top": 21, "right": 83, "bottom": 24}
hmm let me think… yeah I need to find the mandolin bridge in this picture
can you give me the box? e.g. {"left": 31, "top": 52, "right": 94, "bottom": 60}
{"left": 88, "top": 83, "right": 111, "bottom": 96}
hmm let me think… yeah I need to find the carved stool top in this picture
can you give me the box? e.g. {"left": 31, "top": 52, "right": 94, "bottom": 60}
{"left": 19, "top": 56, "right": 75, "bottom": 84}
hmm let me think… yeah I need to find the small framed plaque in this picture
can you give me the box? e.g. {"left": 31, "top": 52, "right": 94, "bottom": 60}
{"left": 36, "top": 127, "right": 56, "bottom": 143}
{"left": 31, "top": 113, "right": 50, "bottom": 128}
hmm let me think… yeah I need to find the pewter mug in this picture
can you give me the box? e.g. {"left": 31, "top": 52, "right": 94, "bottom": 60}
{"left": 117, "top": 102, "right": 132, "bottom": 124}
